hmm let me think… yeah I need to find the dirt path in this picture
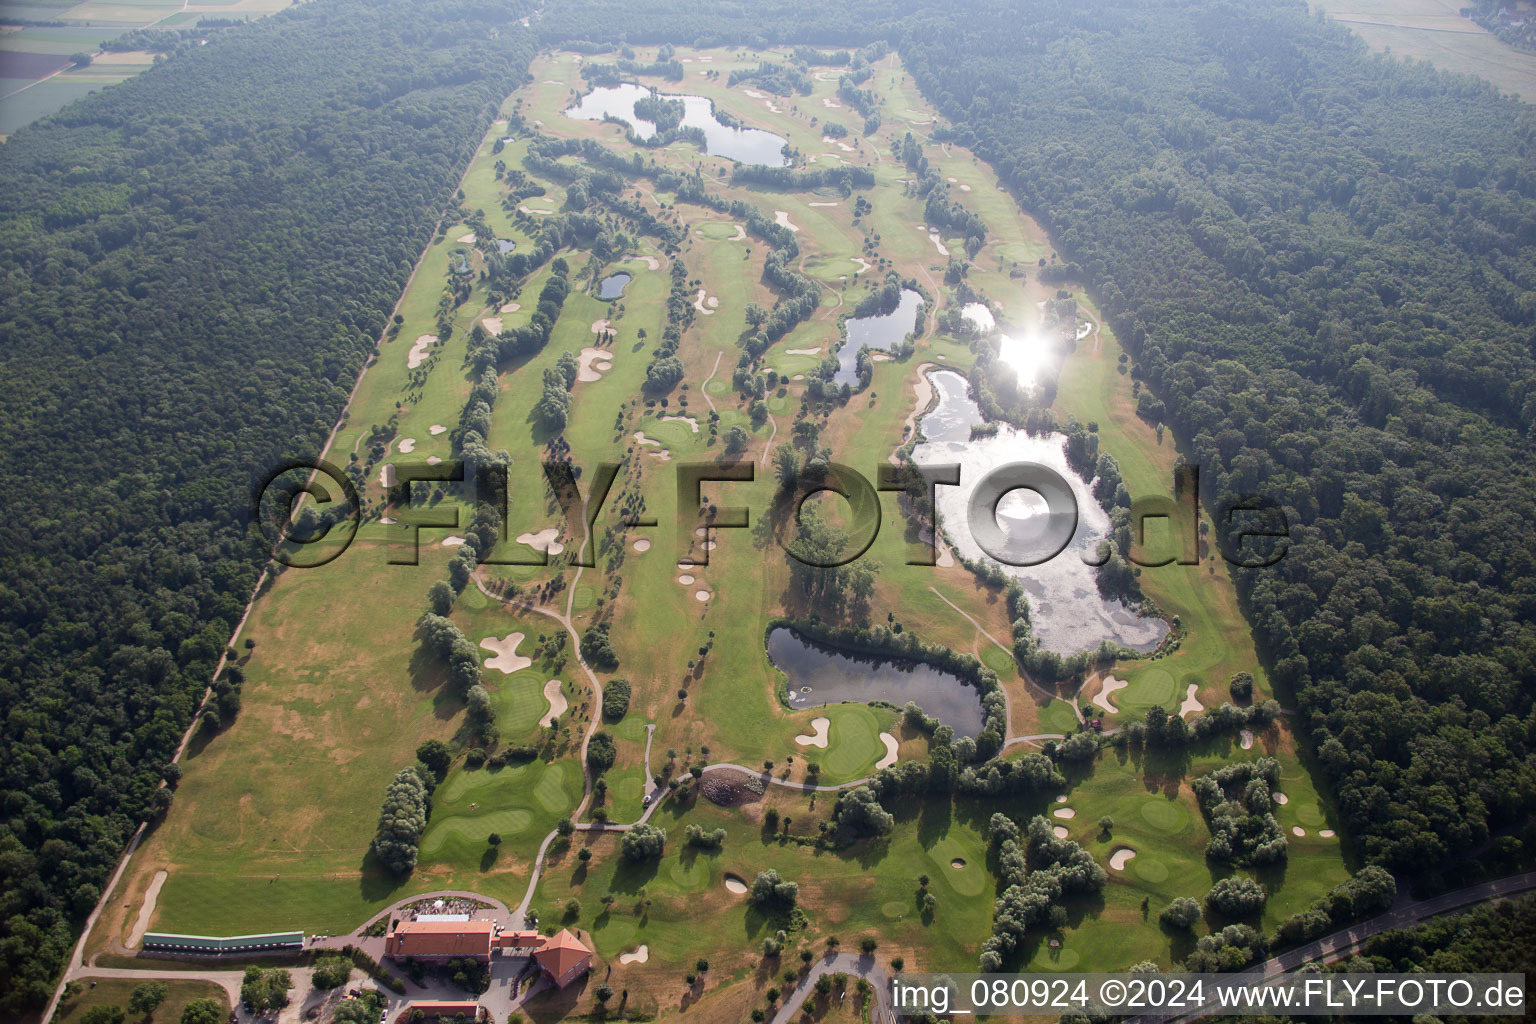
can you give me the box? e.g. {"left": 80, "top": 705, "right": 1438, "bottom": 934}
{"left": 700, "top": 351, "right": 722, "bottom": 412}
{"left": 125, "top": 869, "right": 168, "bottom": 948}
{"left": 927, "top": 585, "right": 1084, "bottom": 729}
{"left": 761, "top": 412, "right": 777, "bottom": 465}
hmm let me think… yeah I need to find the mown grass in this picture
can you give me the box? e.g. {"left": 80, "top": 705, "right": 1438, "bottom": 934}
{"left": 54, "top": 978, "right": 228, "bottom": 1024}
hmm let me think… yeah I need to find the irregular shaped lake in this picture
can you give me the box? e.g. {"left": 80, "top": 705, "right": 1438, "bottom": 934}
{"left": 597, "top": 272, "right": 631, "bottom": 299}
{"left": 833, "top": 288, "right": 924, "bottom": 388}
{"left": 566, "top": 83, "right": 790, "bottom": 166}
{"left": 912, "top": 369, "right": 1167, "bottom": 655}
{"left": 768, "top": 626, "right": 986, "bottom": 738}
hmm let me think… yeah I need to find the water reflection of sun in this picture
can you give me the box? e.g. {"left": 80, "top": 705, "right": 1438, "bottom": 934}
{"left": 998, "top": 330, "right": 1049, "bottom": 389}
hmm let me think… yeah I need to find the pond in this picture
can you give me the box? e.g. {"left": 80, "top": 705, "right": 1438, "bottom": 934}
{"left": 912, "top": 369, "right": 1168, "bottom": 655}
{"left": 597, "top": 272, "right": 631, "bottom": 299}
{"left": 768, "top": 626, "right": 987, "bottom": 738}
{"left": 565, "top": 83, "right": 790, "bottom": 167}
{"left": 833, "top": 288, "right": 924, "bottom": 388}
{"left": 496, "top": 238, "right": 517, "bottom": 255}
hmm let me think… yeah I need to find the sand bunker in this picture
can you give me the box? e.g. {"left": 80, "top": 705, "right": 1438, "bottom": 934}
{"left": 1053, "top": 807, "right": 1076, "bottom": 819}
{"left": 786, "top": 347, "right": 822, "bottom": 356}
{"left": 1179, "top": 683, "right": 1203, "bottom": 718}
{"left": 795, "top": 717, "right": 831, "bottom": 747}
{"left": 632, "top": 538, "right": 651, "bottom": 552}
{"left": 457, "top": 232, "right": 476, "bottom": 243}
{"left": 128, "top": 870, "right": 168, "bottom": 947}
{"left": 1053, "top": 826, "right": 1070, "bottom": 839}
{"left": 633, "top": 432, "right": 670, "bottom": 459}
{"left": 728, "top": 223, "right": 746, "bottom": 241}
{"left": 708, "top": 296, "right": 718, "bottom": 308}
{"left": 519, "top": 204, "right": 554, "bottom": 215}
{"left": 765, "top": 100, "right": 782, "bottom": 113}
{"left": 429, "top": 424, "right": 447, "bottom": 435}
{"left": 927, "top": 230, "right": 949, "bottom": 256}
{"left": 821, "top": 97, "right": 842, "bottom": 108}
{"left": 695, "top": 590, "right": 711, "bottom": 602}
{"left": 950, "top": 858, "right": 965, "bottom": 869}
{"left": 407, "top": 334, "right": 435, "bottom": 369}
{"left": 1272, "top": 792, "right": 1289, "bottom": 805}
{"left": 791, "top": 374, "right": 805, "bottom": 381}
{"left": 576, "top": 347, "right": 612, "bottom": 382}
{"left": 742, "top": 88, "right": 766, "bottom": 98}
{"left": 1056, "top": 794, "right": 1069, "bottom": 803}
{"left": 633, "top": 254, "right": 662, "bottom": 270}
{"left": 440, "top": 534, "right": 466, "bottom": 546}
{"left": 960, "top": 183, "right": 972, "bottom": 191}
{"left": 591, "top": 318, "right": 611, "bottom": 334}
{"left": 540, "top": 679, "right": 567, "bottom": 727}
{"left": 619, "top": 945, "right": 649, "bottom": 965}
{"left": 808, "top": 201, "right": 841, "bottom": 207}
{"left": 480, "top": 632, "right": 531, "bottom": 674}
{"left": 872, "top": 352, "right": 893, "bottom": 362}
{"left": 427, "top": 456, "right": 442, "bottom": 466}
{"left": 1292, "top": 826, "right": 1307, "bottom": 837}
{"left": 1319, "top": 829, "right": 1336, "bottom": 838}
{"left": 1109, "top": 848, "right": 1137, "bottom": 871}
{"left": 724, "top": 874, "right": 748, "bottom": 894}
{"left": 851, "top": 257, "right": 871, "bottom": 275}
{"left": 481, "top": 316, "right": 503, "bottom": 335}
{"left": 397, "top": 438, "right": 416, "bottom": 454}
{"left": 946, "top": 176, "right": 958, "bottom": 183}
{"left": 499, "top": 301, "right": 521, "bottom": 313}
{"left": 694, "top": 289, "right": 716, "bottom": 314}
{"left": 380, "top": 516, "right": 397, "bottom": 525}
{"left": 774, "top": 210, "right": 800, "bottom": 232}
{"left": 516, "top": 528, "right": 565, "bottom": 555}
{"left": 379, "top": 463, "right": 396, "bottom": 488}
{"left": 876, "top": 732, "right": 898, "bottom": 769}
{"left": 677, "top": 574, "right": 695, "bottom": 585}
{"left": 661, "top": 414, "right": 699, "bottom": 432}
{"left": 1093, "top": 675, "right": 1128, "bottom": 713}
{"left": 1239, "top": 729, "right": 1254, "bottom": 750}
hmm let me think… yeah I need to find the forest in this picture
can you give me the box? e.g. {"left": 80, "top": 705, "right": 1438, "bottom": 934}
{"left": 0, "top": 0, "right": 535, "bottom": 1011}
{"left": 537, "top": 0, "right": 1536, "bottom": 890}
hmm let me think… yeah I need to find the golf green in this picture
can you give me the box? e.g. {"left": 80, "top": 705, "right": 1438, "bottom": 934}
{"left": 1139, "top": 798, "right": 1189, "bottom": 832}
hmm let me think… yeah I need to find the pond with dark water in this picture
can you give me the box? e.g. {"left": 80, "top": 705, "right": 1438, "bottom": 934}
{"left": 768, "top": 626, "right": 986, "bottom": 738}
{"left": 832, "top": 288, "right": 924, "bottom": 388}
{"left": 597, "top": 272, "right": 631, "bottom": 299}
{"left": 565, "top": 83, "right": 790, "bottom": 167}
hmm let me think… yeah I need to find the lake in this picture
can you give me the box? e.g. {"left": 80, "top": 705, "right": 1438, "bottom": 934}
{"left": 768, "top": 626, "right": 987, "bottom": 738}
{"left": 833, "top": 288, "right": 924, "bottom": 388}
{"left": 565, "top": 83, "right": 790, "bottom": 166}
{"left": 597, "top": 272, "right": 631, "bottom": 299}
{"left": 912, "top": 369, "right": 1168, "bottom": 655}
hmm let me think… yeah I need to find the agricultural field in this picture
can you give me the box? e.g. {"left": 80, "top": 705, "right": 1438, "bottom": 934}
{"left": 87, "top": 39, "right": 1353, "bottom": 1021}
{"left": 1309, "top": 0, "right": 1536, "bottom": 99}
{"left": 0, "top": 0, "right": 292, "bottom": 138}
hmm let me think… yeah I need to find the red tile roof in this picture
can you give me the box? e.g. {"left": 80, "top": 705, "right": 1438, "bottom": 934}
{"left": 534, "top": 928, "right": 592, "bottom": 982}
{"left": 405, "top": 1000, "right": 479, "bottom": 1018}
{"left": 386, "top": 919, "right": 494, "bottom": 959}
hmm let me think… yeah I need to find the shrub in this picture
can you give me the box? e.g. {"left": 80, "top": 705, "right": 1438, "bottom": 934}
{"left": 620, "top": 823, "right": 666, "bottom": 861}
{"left": 602, "top": 678, "right": 632, "bottom": 720}
{"left": 1205, "top": 877, "right": 1268, "bottom": 917}
{"left": 1159, "top": 896, "right": 1202, "bottom": 929}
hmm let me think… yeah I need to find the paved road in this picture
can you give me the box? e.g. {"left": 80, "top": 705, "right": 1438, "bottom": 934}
{"left": 770, "top": 952, "right": 894, "bottom": 1024}
{"left": 1127, "top": 870, "right": 1536, "bottom": 1024}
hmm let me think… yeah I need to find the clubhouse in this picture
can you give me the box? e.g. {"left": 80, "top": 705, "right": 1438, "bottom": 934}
{"left": 383, "top": 919, "right": 592, "bottom": 988}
